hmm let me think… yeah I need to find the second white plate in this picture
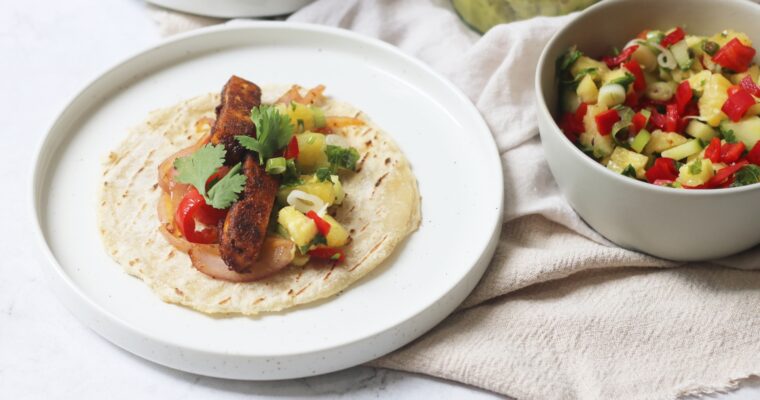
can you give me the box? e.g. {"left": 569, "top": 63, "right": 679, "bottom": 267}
{"left": 31, "top": 22, "right": 503, "bottom": 380}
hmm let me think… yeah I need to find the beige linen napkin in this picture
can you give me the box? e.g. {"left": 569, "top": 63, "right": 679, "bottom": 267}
{"left": 150, "top": 1, "right": 760, "bottom": 399}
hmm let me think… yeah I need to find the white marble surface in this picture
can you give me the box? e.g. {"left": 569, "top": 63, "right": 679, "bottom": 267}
{"left": 2, "top": 0, "right": 759, "bottom": 398}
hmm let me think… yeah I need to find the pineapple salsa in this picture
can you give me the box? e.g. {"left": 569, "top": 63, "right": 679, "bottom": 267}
{"left": 556, "top": 27, "right": 760, "bottom": 188}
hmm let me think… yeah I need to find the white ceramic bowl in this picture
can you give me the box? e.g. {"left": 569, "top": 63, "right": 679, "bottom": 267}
{"left": 536, "top": 0, "right": 760, "bottom": 261}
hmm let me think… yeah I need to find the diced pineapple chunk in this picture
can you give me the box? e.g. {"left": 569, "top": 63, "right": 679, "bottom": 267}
{"left": 699, "top": 73, "right": 731, "bottom": 127}
{"left": 607, "top": 147, "right": 648, "bottom": 179}
{"left": 711, "top": 30, "right": 752, "bottom": 47}
{"left": 295, "top": 132, "right": 329, "bottom": 172}
{"left": 644, "top": 130, "right": 688, "bottom": 155}
{"left": 321, "top": 214, "right": 349, "bottom": 247}
{"left": 687, "top": 70, "right": 712, "bottom": 96}
{"left": 601, "top": 68, "right": 629, "bottom": 86}
{"left": 571, "top": 56, "right": 610, "bottom": 83}
{"left": 580, "top": 104, "right": 614, "bottom": 158}
{"left": 576, "top": 74, "right": 598, "bottom": 104}
{"left": 729, "top": 65, "right": 760, "bottom": 85}
{"left": 631, "top": 45, "right": 657, "bottom": 72}
{"left": 278, "top": 179, "right": 336, "bottom": 205}
{"left": 278, "top": 206, "right": 317, "bottom": 247}
{"left": 677, "top": 159, "right": 714, "bottom": 187}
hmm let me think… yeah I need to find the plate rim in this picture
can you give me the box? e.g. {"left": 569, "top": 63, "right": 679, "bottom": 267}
{"left": 30, "top": 21, "right": 504, "bottom": 378}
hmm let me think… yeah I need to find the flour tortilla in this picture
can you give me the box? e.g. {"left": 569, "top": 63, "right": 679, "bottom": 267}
{"left": 98, "top": 84, "right": 420, "bottom": 315}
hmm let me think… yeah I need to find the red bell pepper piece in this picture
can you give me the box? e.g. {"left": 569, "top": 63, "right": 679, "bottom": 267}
{"left": 740, "top": 75, "right": 760, "bottom": 97}
{"left": 308, "top": 247, "right": 346, "bottom": 262}
{"left": 631, "top": 112, "right": 648, "bottom": 133}
{"left": 559, "top": 103, "right": 588, "bottom": 142}
{"left": 575, "top": 102, "right": 589, "bottom": 121}
{"left": 704, "top": 137, "right": 722, "bottom": 163}
{"left": 602, "top": 45, "right": 639, "bottom": 68}
{"left": 636, "top": 30, "right": 649, "bottom": 40}
{"left": 722, "top": 86, "right": 756, "bottom": 122}
{"left": 720, "top": 141, "right": 746, "bottom": 164}
{"left": 648, "top": 109, "right": 666, "bottom": 130}
{"left": 712, "top": 38, "right": 756, "bottom": 73}
{"left": 305, "top": 210, "right": 331, "bottom": 236}
{"left": 660, "top": 27, "right": 685, "bottom": 47}
{"left": 675, "top": 81, "right": 693, "bottom": 115}
{"left": 747, "top": 141, "right": 760, "bottom": 165}
{"left": 283, "top": 136, "right": 299, "bottom": 159}
{"left": 175, "top": 187, "right": 220, "bottom": 244}
{"left": 665, "top": 103, "right": 680, "bottom": 132}
{"left": 624, "top": 92, "right": 640, "bottom": 109}
{"left": 645, "top": 158, "right": 679, "bottom": 183}
{"left": 595, "top": 109, "right": 620, "bottom": 136}
{"left": 706, "top": 160, "right": 749, "bottom": 188}
{"left": 623, "top": 60, "right": 646, "bottom": 93}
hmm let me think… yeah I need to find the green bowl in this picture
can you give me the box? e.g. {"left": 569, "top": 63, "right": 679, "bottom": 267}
{"left": 453, "top": 0, "right": 599, "bottom": 34}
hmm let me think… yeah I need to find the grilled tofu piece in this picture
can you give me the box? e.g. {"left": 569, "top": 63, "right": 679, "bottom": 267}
{"left": 210, "top": 75, "right": 262, "bottom": 165}
{"left": 219, "top": 155, "right": 280, "bottom": 272}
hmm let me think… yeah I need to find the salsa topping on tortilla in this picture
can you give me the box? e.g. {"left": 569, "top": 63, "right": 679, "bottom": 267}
{"left": 157, "top": 75, "right": 364, "bottom": 282}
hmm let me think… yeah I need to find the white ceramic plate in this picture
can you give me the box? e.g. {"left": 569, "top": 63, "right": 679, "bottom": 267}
{"left": 31, "top": 22, "right": 503, "bottom": 380}
{"left": 146, "top": 0, "right": 315, "bottom": 18}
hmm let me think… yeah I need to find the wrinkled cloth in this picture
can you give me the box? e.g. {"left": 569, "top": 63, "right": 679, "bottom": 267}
{"left": 150, "top": 1, "right": 760, "bottom": 399}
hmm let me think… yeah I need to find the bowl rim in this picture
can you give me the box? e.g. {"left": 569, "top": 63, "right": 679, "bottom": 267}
{"left": 535, "top": 0, "right": 760, "bottom": 197}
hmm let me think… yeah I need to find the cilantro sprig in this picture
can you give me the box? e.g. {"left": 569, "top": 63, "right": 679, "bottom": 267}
{"left": 237, "top": 105, "right": 294, "bottom": 164}
{"left": 173, "top": 143, "right": 246, "bottom": 209}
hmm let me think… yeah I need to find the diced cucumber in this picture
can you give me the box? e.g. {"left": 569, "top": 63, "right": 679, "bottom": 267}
{"left": 661, "top": 139, "right": 703, "bottom": 160}
{"left": 630, "top": 129, "right": 651, "bottom": 153}
{"left": 607, "top": 147, "right": 649, "bottom": 179}
{"left": 720, "top": 117, "right": 760, "bottom": 149}
{"left": 685, "top": 120, "right": 717, "bottom": 141}
{"left": 670, "top": 40, "right": 692, "bottom": 70}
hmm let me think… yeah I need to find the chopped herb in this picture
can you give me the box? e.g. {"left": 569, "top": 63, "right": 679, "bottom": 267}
{"left": 720, "top": 127, "right": 738, "bottom": 143}
{"left": 609, "top": 72, "right": 636, "bottom": 91}
{"left": 561, "top": 67, "right": 598, "bottom": 88}
{"left": 622, "top": 164, "right": 637, "bottom": 178}
{"left": 731, "top": 165, "right": 760, "bottom": 187}
{"left": 611, "top": 46, "right": 621, "bottom": 56}
{"left": 688, "top": 159, "right": 703, "bottom": 175}
{"left": 236, "top": 105, "right": 294, "bottom": 164}
{"left": 299, "top": 234, "right": 327, "bottom": 254}
{"left": 325, "top": 145, "right": 360, "bottom": 171}
{"left": 557, "top": 46, "right": 582, "bottom": 72}
{"left": 315, "top": 167, "right": 333, "bottom": 182}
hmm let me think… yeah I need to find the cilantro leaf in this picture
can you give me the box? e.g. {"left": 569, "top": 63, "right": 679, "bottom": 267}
{"left": 621, "top": 164, "right": 637, "bottom": 178}
{"left": 206, "top": 162, "right": 246, "bottom": 209}
{"left": 325, "top": 145, "right": 360, "bottom": 171}
{"left": 720, "top": 127, "right": 738, "bottom": 143}
{"left": 173, "top": 144, "right": 226, "bottom": 198}
{"left": 237, "top": 105, "right": 294, "bottom": 164}
{"left": 315, "top": 167, "right": 333, "bottom": 182}
{"left": 731, "top": 165, "right": 760, "bottom": 187}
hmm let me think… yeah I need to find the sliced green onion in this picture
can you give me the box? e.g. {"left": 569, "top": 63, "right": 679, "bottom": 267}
{"left": 265, "top": 157, "right": 287, "bottom": 174}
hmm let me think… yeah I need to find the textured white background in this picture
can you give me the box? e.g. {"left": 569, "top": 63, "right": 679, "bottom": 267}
{"left": 1, "top": 0, "right": 759, "bottom": 398}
